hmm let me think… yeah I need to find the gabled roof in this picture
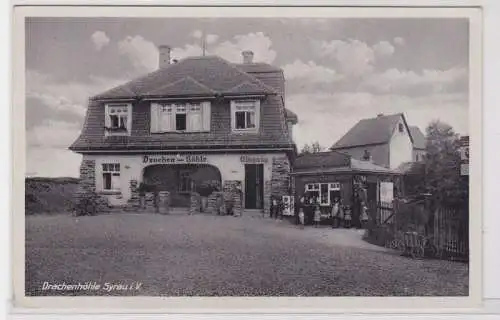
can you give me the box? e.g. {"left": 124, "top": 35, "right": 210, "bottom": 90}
{"left": 92, "top": 56, "right": 277, "bottom": 100}
{"left": 331, "top": 113, "right": 413, "bottom": 149}
{"left": 144, "top": 76, "right": 217, "bottom": 97}
{"left": 409, "top": 126, "right": 426, "bottom": 150}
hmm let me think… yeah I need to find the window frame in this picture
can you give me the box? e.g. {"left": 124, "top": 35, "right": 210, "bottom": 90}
{"left": 304, "top": 182, "right": 340, "bottom": 206}
{"left": 102, "top": 163, "right": 121, "bottom": 192}
{"left": 230, "top": 100, "right": 260, "bottom": 133}
{"left": 105, "top": 103, "right": 132, "bottom": 136}
{"left": 398, "top": 123, "right": 404, "bottom": 133}
{"left": 153, "top": 102, "right": 209, "bottom": 133}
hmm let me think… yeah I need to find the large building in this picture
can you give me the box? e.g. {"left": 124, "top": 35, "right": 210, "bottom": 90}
{"left": 69, "top": 47, "right": 298, "bottom": 213}
{"left": 330, "top": 113, "right": 426, "bottom": 170}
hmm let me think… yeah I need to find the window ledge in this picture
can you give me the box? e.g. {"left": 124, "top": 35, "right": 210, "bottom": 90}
{"left": 151, "top": 130, "right": 210, "bottom": 134}
{"left": 231, "top": 129, "right": 259, "bottom": 134}
{"left": 99, "top": 190, "right": 122, "bottom": 195}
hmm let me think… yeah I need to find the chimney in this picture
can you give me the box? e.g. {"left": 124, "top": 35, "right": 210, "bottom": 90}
{"left": 242, "top": 50, "right": 254, "bottom": 64}
{"left": 158, "top": 45, "right": 171, "bottom": 69}
{"left": 377, "top": 113, "right": 384, "bottom": 118}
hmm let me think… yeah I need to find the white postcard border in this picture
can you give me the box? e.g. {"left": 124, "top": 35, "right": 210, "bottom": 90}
{"left": 10, "top": 3, "right": 483, "bottom": 314}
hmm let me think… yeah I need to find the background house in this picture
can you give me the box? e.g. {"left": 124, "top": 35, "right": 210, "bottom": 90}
{"left": 330, "top": 113, "right": 424, "bottom": 170}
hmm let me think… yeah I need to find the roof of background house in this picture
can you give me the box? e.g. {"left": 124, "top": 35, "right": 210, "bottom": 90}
{"left": 235, "top": 62, "right": 282, "bottom": 73}
{"left": 292, "top": 151, "right": 397, "bottom": 175}
{"left": 409, "top": 126, "right": 426, "bottom": 150}
{"left": 330, "top": 113, "right": 414, "bottom": 149}
{"left": 92, "top": 56, "right": 277, "bottom": 100}
{"left": 294, "top": 151, "right": 351, "bottom": 169}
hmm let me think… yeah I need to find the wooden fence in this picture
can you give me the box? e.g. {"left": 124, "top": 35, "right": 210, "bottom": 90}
{"left": 372, "top": 199, "right": 469, "bottom": 261}
{"left": 433, "top": 206, "right": 469, "bottom": 261}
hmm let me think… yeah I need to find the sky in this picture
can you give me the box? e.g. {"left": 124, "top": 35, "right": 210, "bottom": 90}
{"left": 25, "top": 17, "right": 470, "bottom": 177}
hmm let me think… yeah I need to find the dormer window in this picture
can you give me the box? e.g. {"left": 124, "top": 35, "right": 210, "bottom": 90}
{"left": 231, "top": 100, "right": 260, "bottom": 133}
{"left": 105, "top": 104, "right": 132, "bottom": 136}
{"left": 151, "top": 102, "right": 210, "bottom": 133}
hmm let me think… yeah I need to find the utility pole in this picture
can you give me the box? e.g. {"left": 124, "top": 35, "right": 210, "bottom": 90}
{"left": 202, "top": 29, "right": 207, "bottom": 56}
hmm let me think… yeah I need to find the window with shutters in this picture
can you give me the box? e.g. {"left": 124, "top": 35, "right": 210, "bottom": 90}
{"left": 102, "top": 163, "right": 121, "bottom": 192}
{"left": 105, "top": 104, "right": 132, "bottom": 136}
{"left": 230, "top": 100, "right": 260, "bottom": 133}
{"left": 151, "top": 102, "right": 210, "bottom": 133}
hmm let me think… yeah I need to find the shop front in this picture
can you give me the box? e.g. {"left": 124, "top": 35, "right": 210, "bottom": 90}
{"left": 292, "top": 151, "right": 402, "bottom": 226}
{"left": 80, "top": 151, "right": 291, "bottom": 212}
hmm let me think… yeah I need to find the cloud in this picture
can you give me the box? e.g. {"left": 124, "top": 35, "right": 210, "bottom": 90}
{"left": 191, "top": 30, "right": 203, "bottom": 39}
{"left": 317, "top": 39, "right": 396, "bottom": 77}
{"left": 283, "top": 60, "right": 342, "bottom": 83}
{"left": 27, "top": 147, "right": 82, "bottom": 177}
{"left": 206, "top": 34, "right": 219, "bottom": 44}
{"left": 393, "top": 37, "right": 405, "bottom": 46}
{"left": 373, "top": 41, "right": 395, "bottom": 57}
{"left": 362, "top": 67, "right": 468, "bottom": 94}
{"left": 26, "top": 70, "right": 128, "bottom": 117}
{"left": 287, "top": 92, "right": 468, "bottom": 149}
{"left": 27, "top": 120, "right": 82, "bottom": 148}
{"left": 118, "top": 35, "right": 159, "bottom": 73}
{"left": 171, "top": 32, "right": 276, "bottom": 64}
{"left": 91, "top": 31, "right": 110, "bottom": 51}
{"left": 212, "top": 32, "right": 277, "bottom": 63}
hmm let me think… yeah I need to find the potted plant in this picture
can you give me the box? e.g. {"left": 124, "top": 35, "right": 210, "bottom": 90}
{"left": 196, "top": 181, "right": 216, "bottom": 212}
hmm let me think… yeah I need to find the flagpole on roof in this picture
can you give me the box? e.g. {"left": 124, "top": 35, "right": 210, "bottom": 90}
{"left": 202, "top": 29, "right": 206, "bottom": 56}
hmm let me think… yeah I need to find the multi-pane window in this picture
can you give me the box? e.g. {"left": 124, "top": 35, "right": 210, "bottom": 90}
{"left": 105, "top": 104, "right": 131, "bottom": 135}
{"left": 304, "top": 182, "right": 340, "bottom": 206}
{"left": 231, "top": 100, "right": 260, "bottom": 132}
{"left": 102, "top": 163, "right": 121, "bottom": 191}
{"left": 151, "top": 102, "right": 210, "bottom": 133}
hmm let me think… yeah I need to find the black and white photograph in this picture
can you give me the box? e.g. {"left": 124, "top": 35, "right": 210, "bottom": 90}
{"left": 15, "top": 5, "right": 482, "bottom": 309}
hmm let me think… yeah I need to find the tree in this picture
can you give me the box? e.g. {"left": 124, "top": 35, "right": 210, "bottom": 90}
{"left": 406, "top": 120, "right": 468, "bottom": 208}
{"left": 300, "top": 141, "right": 324, "bottom": 154}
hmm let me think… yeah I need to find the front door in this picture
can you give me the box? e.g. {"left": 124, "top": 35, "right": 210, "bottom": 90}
{"left": 245, "top": 164, "right": 264, "bottom": 209}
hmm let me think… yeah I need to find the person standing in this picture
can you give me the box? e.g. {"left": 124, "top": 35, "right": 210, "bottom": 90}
{"left": 331, "top": 197, "right": 340, "bottom": 228}
{"left": 313, "top": 205, "right": 321, "bottom": 228}
{"left": 298, "top": 208, "right": 305, "bottom": 229}
{"left": 360, "top": 201, "right": 369, "bottom": 229}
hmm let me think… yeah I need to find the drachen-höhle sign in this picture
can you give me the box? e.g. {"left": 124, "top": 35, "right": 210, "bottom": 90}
{"left": 142, "top": 154, "right": 208, "bottom": 164}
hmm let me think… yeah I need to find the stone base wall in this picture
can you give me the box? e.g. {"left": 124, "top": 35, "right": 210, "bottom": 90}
{"left": 75, "top": 159, "right": 110, "bottom": 215}
{"left": 207, "top": 192, "right": 223, "bottom": 214}
{"left": 263, "top": 180, "right": 271, "bottom": 216}
{"left": 125, "top": 179, "right": 140, "bottom": 211}
{"left": 270, "top": 156, "right": 291, "bottom": 198}
{"left": 222, "top": 180, "right": 242, "bottom": 216}
{"left": 190, "top": 192, "right": 201, "bottom": 215}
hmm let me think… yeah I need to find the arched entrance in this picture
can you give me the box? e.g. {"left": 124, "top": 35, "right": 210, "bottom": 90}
{"left": 142, "top": 164, "right": 222, "bottom": 207}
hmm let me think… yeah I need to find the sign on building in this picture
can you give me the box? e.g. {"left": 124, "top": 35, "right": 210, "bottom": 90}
{"left": 379, "top": 182, "right": 394, "bottom": 203}
{"left": 142, "top": 154, "right": 208, "bottom": 164}
{"left": 282, "top": 196, "right": 294, "bottom": 216}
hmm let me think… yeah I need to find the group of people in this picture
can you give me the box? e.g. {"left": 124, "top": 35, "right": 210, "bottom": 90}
{"left": 297, "top": 194, "right": 370, "bottom": 229}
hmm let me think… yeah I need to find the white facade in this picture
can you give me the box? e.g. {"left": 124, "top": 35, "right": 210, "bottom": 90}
{"left": 86, "top": 151, "right": 287, "bottom": 206}
{"left": 389, "top": 119, "right": 414, "bottom": 170}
